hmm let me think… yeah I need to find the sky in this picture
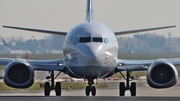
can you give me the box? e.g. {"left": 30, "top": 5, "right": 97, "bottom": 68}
{"left": 0, "top": 0, "right": 180, "bottom": 40}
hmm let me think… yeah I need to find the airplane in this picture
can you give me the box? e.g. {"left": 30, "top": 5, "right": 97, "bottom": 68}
{"left": 1, "top": 37, "right": 11, "bottom": 47}
{"left": 0, "top": 37, "right": 11, "bottom": 54}
{"left": 0, "top": 37, "right": 32, "bottom": 54}
{"left": 1, "top": 0, "right": 179, "bottom": 96}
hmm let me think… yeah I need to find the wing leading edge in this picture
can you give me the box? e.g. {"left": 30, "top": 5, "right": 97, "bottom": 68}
{"left": 114, "top": 25, "right": 176, "bottom": 36}
{"left": 27, "top": 59, "right": 66, "bottom": 71}
{"left": 0, "top": 58, "right": 66, "bottom": 71}
{"left": 116, "top": 59, "right": 153, "bottom": 71}
{"left": 116, "top": 58, "right": 180, "bottom": 72}
{"left": 3, "top": 26, "right": 67, "bottom": 36}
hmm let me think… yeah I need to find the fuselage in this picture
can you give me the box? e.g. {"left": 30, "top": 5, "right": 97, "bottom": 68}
{"left": 63, "top": 21, "right": 118, "bottom": 78}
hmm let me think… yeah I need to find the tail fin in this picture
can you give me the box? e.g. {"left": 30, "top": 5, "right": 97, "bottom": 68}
{"left": 86, "top": 0, "right": 93, "bottom": 22}
{"left": 1, "top": 37, "right": 10, "bottom": 47}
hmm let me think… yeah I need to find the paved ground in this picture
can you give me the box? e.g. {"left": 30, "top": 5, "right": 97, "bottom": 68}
{"left": 0, "top": 77, "right": 180, "bottom": 101}
{"left": 0, "top": 80, "right": 180, "bottom": 97}
{"left": 0, "top": 70, "right": 180, "bottom": 97}
{"left": 0, "top": 96, "right": 180, "bottom": 101}
{"left": 0, "top": 87, "right": 180, "bottom": 101}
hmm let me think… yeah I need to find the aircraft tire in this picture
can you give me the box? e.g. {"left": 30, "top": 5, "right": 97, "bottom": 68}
{"left": 119, "top": 82, "right": 125, "bottom": 96}
{"left": 85, "top": 86, "right": 90, "bottom": 96}
{"left": 130, "top": 82, "right": 136, "bottom": 96}
{"left": 91, "top": 86, "right": 96, "bottom": 96}
{"left": 44, "top": 82, "right": 51, "bottom": 96}
{"left": 55, "top": 82, "right": 61, "bottom": 96}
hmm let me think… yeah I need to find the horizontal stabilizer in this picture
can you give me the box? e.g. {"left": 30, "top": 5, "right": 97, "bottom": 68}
{"left": 114, "top": 25, "right": 176, "bottom": 36}
{"left": 3, "top": 26, "right": 67, "bottom": 36}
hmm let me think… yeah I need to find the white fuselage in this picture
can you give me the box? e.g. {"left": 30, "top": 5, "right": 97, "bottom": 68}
{"left": 63, "top": 21, "right": 118, "bottom": 78}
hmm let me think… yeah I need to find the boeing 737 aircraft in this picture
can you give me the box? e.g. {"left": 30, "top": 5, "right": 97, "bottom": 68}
{"left": 1, "top": 0, "right": 179, "bottom": 96}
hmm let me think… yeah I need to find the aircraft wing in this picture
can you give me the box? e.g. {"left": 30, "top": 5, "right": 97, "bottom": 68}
{"left": 27, "top": 59, "right": 66, "bottom": 71}
{"left": 0, "top": 58, "right": 14, "bottom": 65}
{"left": 116, "top": 58, "right": 180, "bottom": 72}
{"left": 116, "top": 59, "right": 153, "bottom": 71}
{"left": 3, "top": 26, "right": 67, "bottom": 36}
{"left": 114, "top": 25, "right": 176, "bottom": 36}
{"left": 0, "top": 58, "right": 66, "bottom": 71}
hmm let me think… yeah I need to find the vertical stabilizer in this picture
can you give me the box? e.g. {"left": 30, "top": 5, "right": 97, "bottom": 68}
{"left": 86, "top": 0, "right": 93, "bottom": 22}
{"left": 1, "top": 37, "right": 10, "bottom": 47}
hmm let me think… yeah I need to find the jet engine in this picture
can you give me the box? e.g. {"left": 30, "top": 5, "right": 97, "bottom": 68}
{"left": 147, "top": 61, "right": 178, "bottom": 88}
{"left": 3, "top": 60, "right": 34, "bottom": 88}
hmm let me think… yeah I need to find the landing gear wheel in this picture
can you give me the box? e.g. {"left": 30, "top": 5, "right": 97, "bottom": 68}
{"left": 85, "top": 86, "right": 90, "bottom": 96}
{"left": 119, "top": 82, "right": 125, "bottom": 96}
{"left": 91, "top": 86, "right": 96, "bottom": 96}
{"left": 44, "top": 82, "right": 51, "bottom": 96}
{"left": 130, "top": 82, "right": 136, "bottom": 96}
{"left": 119, "top": 71, "right": 137, "bottom": 96}
{"left": 55, "top": 82, "right": 61, "bottom": 96}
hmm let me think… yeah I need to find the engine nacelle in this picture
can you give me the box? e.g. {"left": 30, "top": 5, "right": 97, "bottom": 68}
{"left": 3, "top": 60, "right": 34, "bottom": 88}
{"left": 147, "top": 61, "right": 178, "bottom": 88}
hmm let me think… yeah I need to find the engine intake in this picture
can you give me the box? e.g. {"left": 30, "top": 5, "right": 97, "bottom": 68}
{"left": 3, "top": 60, "right": 34, "bottom": 88}
{"left": 147, "top": 61, "right": 178, "bottom": 88}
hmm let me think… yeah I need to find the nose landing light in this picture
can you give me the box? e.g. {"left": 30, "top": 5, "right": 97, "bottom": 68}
{"left": 57, "top": 63, "right": 63, "bottom": 66}
{"left": 119, "top": 63, "right": 124, "bottom": 66}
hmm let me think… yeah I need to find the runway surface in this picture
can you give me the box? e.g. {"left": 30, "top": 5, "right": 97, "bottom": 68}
{"left": 0, "top": 70, "right": 180, "bottom": 100}
{"left": 1, "top": 84, "right": 180, "bottom": 101}
{"left": 0, "top": 96, "right": 180, "bottom": 101}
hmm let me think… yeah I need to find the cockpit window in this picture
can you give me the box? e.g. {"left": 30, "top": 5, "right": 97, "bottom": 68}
{"left": 92, "top": 37, "right": 103, "bottom": 42}
{"left": 73, "top": 37, "right": 78, "bottom": 45}
{"left": 79, "top": 37, "right": 105, "bottom": 43}
{"left": 79, "top": 37, "right": 91, "bottom": 42}
{"left": 103, "top": 38, "right": 109, "bottom": 44}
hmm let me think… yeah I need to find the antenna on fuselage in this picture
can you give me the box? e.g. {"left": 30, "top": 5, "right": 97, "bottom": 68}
{"left": 86, "top": 0, "right": 93, "bottom": 22}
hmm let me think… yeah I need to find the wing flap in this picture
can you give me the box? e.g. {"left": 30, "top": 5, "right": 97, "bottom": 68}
{"left": 114, "top": 25, "right": 176, "bottom": 36}
{"left": 3, "top": 26, "right": 67, "bottom": 36}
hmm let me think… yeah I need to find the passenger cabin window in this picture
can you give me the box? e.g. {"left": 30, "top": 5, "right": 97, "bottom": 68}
{"left": 79, "top": 37, "right": 91, "bottom": 42}
{"left": 92, "top": 37, "right": 103, "bottom": 42}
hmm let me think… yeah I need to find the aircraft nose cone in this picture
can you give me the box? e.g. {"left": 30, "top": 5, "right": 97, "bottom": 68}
{"left": 85, "top": 47, "right": 97, "bottom": 57}
{"left": 78, "top": 43, "right": 102, "bottom": 57}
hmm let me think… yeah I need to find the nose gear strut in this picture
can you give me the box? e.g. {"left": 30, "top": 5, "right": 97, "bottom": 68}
{"left": 84, "top": 77, "right": 97, "bottom": 96}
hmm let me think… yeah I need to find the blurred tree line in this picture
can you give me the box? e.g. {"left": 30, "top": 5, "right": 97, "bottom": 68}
{"left": 134, "top": 33, "right": 166, "bottom": 48}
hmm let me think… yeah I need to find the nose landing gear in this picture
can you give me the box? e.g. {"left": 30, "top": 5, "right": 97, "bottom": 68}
{"left": 85, "top": 77, "right": 96, "bottom": 96}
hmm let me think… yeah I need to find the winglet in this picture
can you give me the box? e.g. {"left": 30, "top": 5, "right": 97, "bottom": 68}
{"left": 86, "top": 0, "right": 93, "bottom": 22}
